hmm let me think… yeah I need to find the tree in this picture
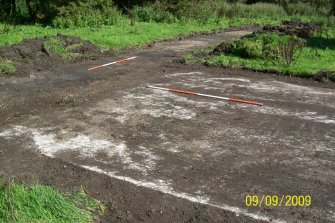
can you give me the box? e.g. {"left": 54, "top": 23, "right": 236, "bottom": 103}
{"left": 0, "top": 0, "right": 16, "bottom": 21}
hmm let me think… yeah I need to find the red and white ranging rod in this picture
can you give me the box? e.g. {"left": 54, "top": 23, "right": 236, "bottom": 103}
{"left": 88, "top": 56, "right": 137, "bottom": 71}
{"left": 147, "top": 85, "right": 263, "bottom": 106}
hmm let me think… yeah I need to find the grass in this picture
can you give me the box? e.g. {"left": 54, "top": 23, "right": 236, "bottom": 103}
{"left": 0, "top": 179, "right": 102, "bottom": 223}
{"left": 0, "top": 22, "right": 212, "bottom": 51}
{"left": 0, "top": 17, "right": 288, "bottom": 52}
{"left": 0, "top": 3, "right": 333, "bottom": 78}
{"left": 0, "top": 61, "right": 16, "bottom": 76}
{"left": 43, "top": 38, "right": 72, "bottom": 60}
{"left": 205, "top": 50, "right": 335, "bottom": 77}
{"left": 186, "top": 28, "right": 335, "bottom": 81}
{"left": 0, "top": 14, "right": 328, "bottom": 52}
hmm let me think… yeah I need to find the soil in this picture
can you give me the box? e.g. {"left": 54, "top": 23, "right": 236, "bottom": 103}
{"left": 210, "top": 41, "right": 233, "bottom": 56}
{"left": 0, "top": 25, "right": 259, "bottom": 78}
{"left": 260, "top": 21, "right": 321, "bottom": 39}
{"left": 211, "top": 21, "right": 322, "bottom": 56}
{"left": 0, "top": 34, "right": 112, "bottom": 77}
{"left": 0, "top": 28, "right": 334, "bottom": 223}
{"left": 208, "top": 21, "right": 335, "bottom": 83}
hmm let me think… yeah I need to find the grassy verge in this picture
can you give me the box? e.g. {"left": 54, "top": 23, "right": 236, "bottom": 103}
{"left": 185, "top": 27, "right": 335, "bottom": 81}
{"left": 0, "top": 179, "right": 102, "bottom": 223}
{"left": 0, "top": 21, "right": 234, "bottom": 51}
{"left": 0, "top": 61, "right": 16, "bottom": 76}
{"left": 0, "top": 17, "right": 291, "bottom": 51}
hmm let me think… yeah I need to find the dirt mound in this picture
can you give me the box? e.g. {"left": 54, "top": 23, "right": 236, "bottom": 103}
{"left": 0, "top": 35, "right": 112, "bottom": 77}
{"left": 261, "top": 21, "right": 321, "bottom": 38}
{"left": 210, "top": 21, "right": 321, "bottom": 56}
{"left": 211, "top": 41, "right": 234, "bottom": 56}
{"left": 314, "top": 71, "right": 335, "bottom": 83}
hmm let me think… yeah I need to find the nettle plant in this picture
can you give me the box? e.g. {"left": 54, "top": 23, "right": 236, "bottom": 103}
{"left": 278, "top": 35, "right": 306, "bottom": 66}
{"left": 259, "top": 33, "right": 306, "bottom": 66}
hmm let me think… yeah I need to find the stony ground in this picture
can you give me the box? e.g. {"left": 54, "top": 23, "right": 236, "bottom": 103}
{"left": 0, "top": 29, "right": 334, "bottom": 223}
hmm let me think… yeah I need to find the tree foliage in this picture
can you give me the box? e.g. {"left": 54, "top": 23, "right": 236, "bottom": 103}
{"left": 0, "top": 0, "right": 334, "bottom": 24}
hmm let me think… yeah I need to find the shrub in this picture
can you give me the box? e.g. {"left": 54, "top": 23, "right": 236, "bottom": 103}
{"left": 285, "top": 2, "right": 320, "bottom": 16}
{"left": 52, "top": 0, "right": 124, "bottom": 28}
{"left": 239, "top": 3, "right": 287, "bottom": 19}
{"left": 174, "top": 0, "right": 218, "bottom": 23}
{"left": 132, "top": 5, "right": 156, "bottom": 22}
{"left": 0, "top": 60, "right": 16, "bottom": 75}
{"left": 132, "top": 2, "right": 177, "bottom": 23}
{"left": 217, "top": 2, "right": 286, "bottom": 20}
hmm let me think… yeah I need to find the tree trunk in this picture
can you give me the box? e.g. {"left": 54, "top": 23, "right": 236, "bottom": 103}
{"left": 25, "top": 0, "right": 35, "bottom": 21}
{"left": 10, "top": 0, "right": 16, "bottom": 18}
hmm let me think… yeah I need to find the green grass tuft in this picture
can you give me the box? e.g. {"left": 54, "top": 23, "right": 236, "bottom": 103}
{"left": 0, "top": 180, "right": 101, "bottom": 223}
{"left": 0, "top": 61, "right": 16, "bottom": 76}
{"left": 65, "top": 187, "right": 104, "bottom": 215}
{"left": 43, "top": 38, "right": 72, "bottom": 60}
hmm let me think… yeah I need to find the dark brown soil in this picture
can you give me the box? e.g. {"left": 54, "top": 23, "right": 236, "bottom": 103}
{"left": 0, "top": 25, "right": 259, "bottom": 78}
{"left": 211, "top": 41, "right": 233, "bottom": 56}
{"left": 261, "top": 21, "right": 321, "bottom": 38}
{"left": 0, "top": 35, "right": 112, "bottom": 77}
{"left": 0, "top": 28, "right": 334, "bottom": 223}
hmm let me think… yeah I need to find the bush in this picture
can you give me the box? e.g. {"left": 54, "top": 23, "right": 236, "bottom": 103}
{"left": 217, "top": 2, "right": 286, "bottom": 20}
{"left": 132, "top": 3, "right": 178, "bottom": 23}
{"left": 52, "top": 0, "right": 124, "bottom": 28}
{"left": 239, "top": 3, "right": 287, "bottom": 19}
{"left": 0, "top": 60, "right": 16, "bottom": 75}
{"left": 175, "top": 0, "right": 218, "bottom": 23}
{"left": 285, "top": 2, "right": 320, "bottom": 17}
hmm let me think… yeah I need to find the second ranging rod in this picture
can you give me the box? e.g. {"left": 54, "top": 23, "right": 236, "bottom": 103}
{"left": 146, "top": 85, "right": 263, "bottom": 106}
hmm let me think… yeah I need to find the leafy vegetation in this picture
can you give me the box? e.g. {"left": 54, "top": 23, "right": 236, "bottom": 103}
{"left": 43, "top": 37, "right": 72, "bottom": 60}
{"left": 1, "top": 0, "right": 334, "bottom": 23}
{"left": 0, "top": 0, "right": 334, "bottom": 51}
{"left": 0, "top": 179, "right": 102, "bottom": 223}
{"left": 0, "top": 0, "right": 334, "bottom": 80}
{"left": 0, "top": 18, "right": 274, "bottom": 51}
{"left": 53, "top": 0, "right": 123, "bottom": 28}
{"left": 0, "top": 61, "right": 16, "bottom": 76}
{"left": 186, "top": 26, "right": 335, "bottom": 81}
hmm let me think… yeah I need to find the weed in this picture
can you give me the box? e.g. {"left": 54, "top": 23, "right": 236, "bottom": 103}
{"left": 52, "top": 0, "right": 123, "bottom": 28}
{"left": 278, "top": 35, "right": 305, "bottom": 66}
{"left": 65, "top": 187, "right": 104, "bottom": 215}
{"left": 43, "top": 38, "right": 71, "bottom": 60}
{"left": 0, "top": 61, "right": 16, "bottom": 76}
{"left": 133, "top": 4, "right": 177, "bottom": 24}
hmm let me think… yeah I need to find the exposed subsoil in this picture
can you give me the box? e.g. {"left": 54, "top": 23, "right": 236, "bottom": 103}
{"left": 0, "top": 27, "right": 334, "bottom": 223}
